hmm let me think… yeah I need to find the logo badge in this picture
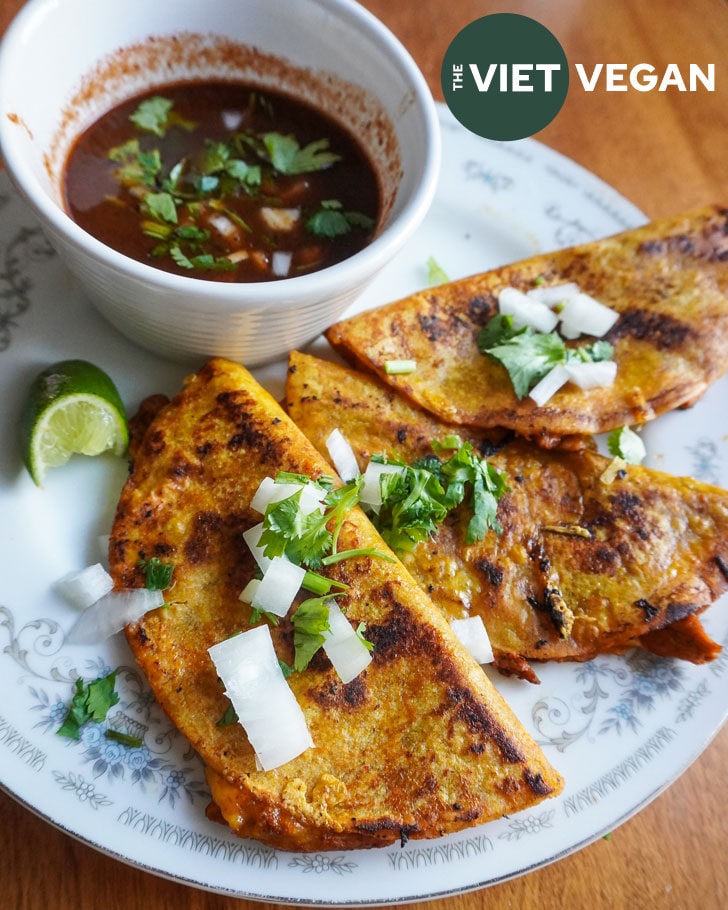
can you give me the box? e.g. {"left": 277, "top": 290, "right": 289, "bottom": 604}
{"left": 442, "top": 14, "right": 570, "bottom": 141}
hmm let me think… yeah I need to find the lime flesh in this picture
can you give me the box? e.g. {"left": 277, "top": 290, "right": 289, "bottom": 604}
{"left": 19, "top": 359, "right": 129, "bottom": 486}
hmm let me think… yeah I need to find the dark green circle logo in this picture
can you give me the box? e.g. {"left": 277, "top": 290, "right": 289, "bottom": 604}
{"left": 441, "top": 14, "right": 569, "bottom": 141}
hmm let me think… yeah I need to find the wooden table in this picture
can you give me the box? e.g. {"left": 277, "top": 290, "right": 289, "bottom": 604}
{"left": 2, "top": 0, "right": 727, "bottom": 906}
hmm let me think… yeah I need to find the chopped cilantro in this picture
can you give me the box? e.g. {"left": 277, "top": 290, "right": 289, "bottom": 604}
{"left": 369, "top": 457, "right": 449, "bottom": 554}
{"left": 291, "top": 595, "right": 333, "bottom": 672}
{"left": 259, "top": 475, "right": 364, "bottom": 569}
{"left": 168, "top": 246, "right": 237, "bottom": 272}
{"left": 138, "top": 557, "right": 175, "bottom": 591}
{"left": 225, "top": 158, "right": 261, "bottom": 186}
{"left": 477, "top": 314, "right": 614, "bottom": 399}
{"left": 302, "top": 570, "right": 349, "bottom": 596}
{"left": 108, "top": 139, "right": 162, "bottom": 188}
{"left": 355, "top": 622, "right": 374, "bottom": 652}
{"left": 321, "top": 547, "right": 396, "bottom": 566}
{"left": 366, "top": 439, "right": 509, "bottom": 552}
{"left": 57, "top": 671, "right": 120, "bottom": 740}
{"left": 103, "top": 94, "right": 376, "bottom": 278}
{"left": 437, "top": 440, "right": 510, "bottom": 541}
{"left": 129, "top": 96, "right": 195, "bottom": 137}
{"left": 306, "top": 199, "right": 375, "bottom": 238}
{"left": 143, "top": 192, "right": 178, "bottom": 224}
{"left": 261, "top": 133, "right": 341, "bottom": 175}
{"left": 129, "top": 96, "right": 174, "bottom": 136}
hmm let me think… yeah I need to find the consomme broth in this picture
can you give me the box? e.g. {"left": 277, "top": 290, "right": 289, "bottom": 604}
{"left": 63, "top": 82, "right": 382, "bottom": 282}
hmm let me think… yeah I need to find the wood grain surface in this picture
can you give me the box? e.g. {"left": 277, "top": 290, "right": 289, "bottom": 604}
{"left": 1, "top": 0, "right": 727, "bottom": 907}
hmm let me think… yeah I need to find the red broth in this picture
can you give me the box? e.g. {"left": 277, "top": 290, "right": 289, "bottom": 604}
{"left": 63, "top": 82, "right": 381, "bottom": 282}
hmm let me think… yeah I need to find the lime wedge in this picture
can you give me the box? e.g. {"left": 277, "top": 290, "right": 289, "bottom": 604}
{"left": 19, "top": 359, "right": 129, "bottom": 486}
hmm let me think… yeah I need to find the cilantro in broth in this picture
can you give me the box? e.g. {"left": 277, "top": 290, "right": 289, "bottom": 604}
{"left": 67, "top": 83, "right": 380, "bottom": 282}
{"left": 306, "top": 200, "right": 375, "bottom": 238}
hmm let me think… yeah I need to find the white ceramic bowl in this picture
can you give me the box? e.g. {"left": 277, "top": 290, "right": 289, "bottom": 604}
{"left": 0, "top": 0, "right": 439, "bottom": 365}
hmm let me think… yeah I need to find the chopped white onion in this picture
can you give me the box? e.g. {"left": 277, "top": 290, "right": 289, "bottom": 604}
{"left": 208, "top": 625, "right": 313, "bottom": 770}
{"left": 251, "top": 557, "right": 306, "bottom": 617}
{"left": 242, "top": 522, "right": 274, "bottom": 573}
{"left": 239, "top": 578, "right": 261, "bottom": 604}
{"left": 322, "top": 601, "right": 372, "bottom": 683}
{"left": 66, "top": 588, "right": 164, "bottom": 644}
{"left": 250, "top": 476, "right": 324, "bottom": 516}
{"left": 565, "top": 360, "right": 618, "bottom": 389}
{"left": 226, "top": 249, "right": 249, "bottom": 264}
{"left": 326, "top": 428, "right": 360, "bottom": 482}
{"left": 528, "top": 365, "right": 571, "bottom": 407}
{"left": 222, "top": 110, "right": 244, "bottom": 131}
{"left": 526, "top": 282, "right": 580, "bottom": 307}
{"left": 498, "top": 286, "right": 559, "bottom": 333}
{"left": 450, "top": 616, "right": 494, "bottom": 665}
{"left": 207, "top": 212, "right": 238, "bottom": 239}
{"left": 272, "top": 251, "right": 293, "bottom": 277}
{"left": 55, "top": 563, "right": 113, "bottom": 611}
{"left": 360, "top": 461, "right": 405, "bottom": 508}
{"left": 260, "top": 207, "right": 300, "bottom": 231}
{"left": 558, "top": 292, "right": 619, "bottom": 338}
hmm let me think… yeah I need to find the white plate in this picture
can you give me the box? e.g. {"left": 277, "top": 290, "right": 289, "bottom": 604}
{"left": 1, "top": 104, "right": 726, "bottom": 904}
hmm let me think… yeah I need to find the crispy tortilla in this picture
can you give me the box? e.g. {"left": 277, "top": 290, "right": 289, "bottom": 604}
{"left": 325, "top": 206, "right": 728, "bottom": 442}
{"left": 109, "top": 358, "right": 562, "bottom": 851}
{"left": 286, "top": 351, "right": 727, "bottom": 681}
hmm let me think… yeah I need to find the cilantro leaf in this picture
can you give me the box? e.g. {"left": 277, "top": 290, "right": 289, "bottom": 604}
{"left": 143, "top": 192, "right": 178, "bottom": 225}
{"left": 168, "top": 245, "right": 236, "bottom": 272}
{"left": 198, "top": 140, "right": 230, "bottom": 175}
{"left": 259, "top": 476, "right": 364, "bottom": 569}
{"left": 306, "top": 199, "right": 375, "bottom": 238}
{"left": 138, "top": 557, "right": 175, "bottom": 591}
{"left": 306, "top": 203, "right": 350, "bottom": 238}
{"left": 355, "top": 622, "right": 374, "bottom": 652}
{"left": 57, "top": 671, "right": 120, "bottom": 739}
{"left": 225, "top": 159, "right": 262, "bottom": 187}
{"left": 371, "top": 457, "right": 449, "bottom": 554}
{"left": 129, "top": 96, "right": 175, "bottom": 137}
{"left": 438, "top": 441, "right": 509, "bottom": 541}
{"left": 169, "top": 245, "right": 196, "bottom": 269}
{"left": 188, "top": 253, "right": 237, "bottom": 272}
{"left": 367, "top": 440, "right": 509, "bottom": 551}
{"left": 108, "top": 140, "right": 162, "bottom": 188}
{"left": 480, "top": 326, "right": 566, "bottom": 399}
{"left": 262, "top": 133, "right": 341, "bottom": 175}
{"left": 129, "top": 96, "right": 196, "bottom": 137}
{"left": 478, "top": 315, "right": 616, "bottom": 399}
{"left": 260, "top": 490, "right": 333, "bottom": 568}
{"left": 292, "top": 595, "right": 333, "bottom": 671}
